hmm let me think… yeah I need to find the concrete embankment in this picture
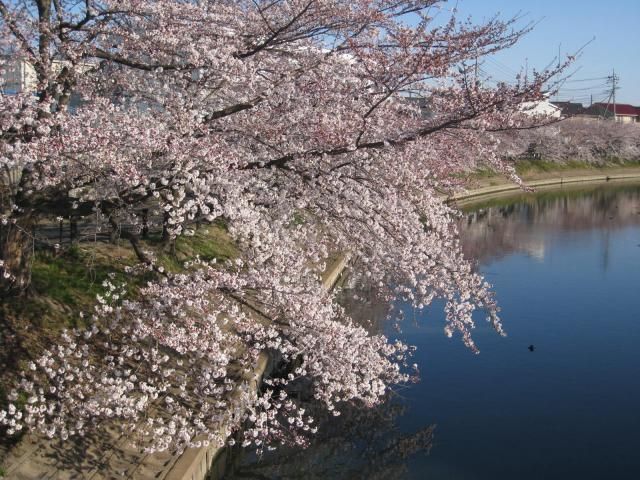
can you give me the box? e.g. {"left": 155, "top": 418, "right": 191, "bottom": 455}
{"left": 165, "top": 255, "right": 349, "bottom": 480}
{"left": 450, "top": 168, "right": 640, "bottom": 205}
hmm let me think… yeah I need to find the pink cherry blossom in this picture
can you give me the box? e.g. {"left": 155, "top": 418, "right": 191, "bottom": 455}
{"left": 1, "top": 0, "right": 567, "bottom": 451}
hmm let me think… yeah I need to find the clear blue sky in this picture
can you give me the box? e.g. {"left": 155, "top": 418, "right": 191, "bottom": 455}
{"left": 446, "top": 0, "right": 640, "bottom": 106}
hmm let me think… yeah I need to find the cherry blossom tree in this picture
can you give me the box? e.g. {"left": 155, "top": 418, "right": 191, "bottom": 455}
{"left": 1, "top": 0, "right": 565, "bottom": 452}
{"left": 499, "top": 117, "right": 640, "bottom": 164}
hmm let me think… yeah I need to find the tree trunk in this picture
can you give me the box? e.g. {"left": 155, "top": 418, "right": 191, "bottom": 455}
{"left": 161, "top": 211, "right": 171, "bottom": 244}
{"left": 1, "top": 168, "right": 39, "bottom": 296}
{"left": 69, "top": 216, "right": 79, "bottom": 244}
{"left": 141, "top": 209, "right": 149, "bottom": 239}
{"left": 0, "top": 213, "right": 35, "bottom": 296}
{"left": 161, "top": 211, "right": 176, "bottom": 255}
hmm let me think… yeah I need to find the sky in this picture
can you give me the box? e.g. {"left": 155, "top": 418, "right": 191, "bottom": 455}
{"left": 440, "top": 0, "right": 640, "bottom": 106}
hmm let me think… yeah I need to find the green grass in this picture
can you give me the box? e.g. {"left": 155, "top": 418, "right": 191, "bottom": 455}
{"left": 3, "top": 222, "right": 238, "bottom": 331}
{"left": 140, "top": 221, "right": 238, "bottom": 273}
{"left": 513, "top": 157, "right": 640, "bottom": 175}
{"left": 513, "top": 158, "right": 593, "bottom": 175}
{"left": 174, "top": 224, "right": 238, "bottom": 263}
{"left": 0, "top": 382, "right": 26, "bottom": 454}
{"left": 22, "top": 244, "right": 134, "bottom": 329}
{"left": 468, "top": 167, "right": 497, "bottom": 178}
{"left": 465, "top": 158, "right": 640, "bottom": 179}
{"left": 32, "top": 250, "right": 128, "bottom": 307}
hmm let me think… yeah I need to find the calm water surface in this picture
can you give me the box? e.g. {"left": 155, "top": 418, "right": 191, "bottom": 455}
{"left": 230, "top": 183, "right": 640, "bottom": 480}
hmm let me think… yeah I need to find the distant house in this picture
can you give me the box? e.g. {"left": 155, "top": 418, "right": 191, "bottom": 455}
{"left": 585, "top": 103, "right": 639, "bottom": 124}
{"left": 2, "top": 57, "right": 91, "bottom": 111}
{"left": 552, "top": 101, "right": 588, "bottom": 117}
{"left": 519, "top": 97, "right": 562, "bottom": 119}
{"left": 403, "top": 95, "right": 431, "bottom": 118}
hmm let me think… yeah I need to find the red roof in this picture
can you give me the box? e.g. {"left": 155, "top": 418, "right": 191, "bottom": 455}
{"left": 592, "top": 103, "right": 640, "bottom": 116}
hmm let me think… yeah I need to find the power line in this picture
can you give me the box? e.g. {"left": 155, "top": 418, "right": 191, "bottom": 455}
{"left": 563, "top": 76, "right": 609, "bottom": 83}
{"left": 486, "top": 57, "right": 519, "bottom": 76}
{"left": 556, "top": 84, "right": 608, "bottom": 92}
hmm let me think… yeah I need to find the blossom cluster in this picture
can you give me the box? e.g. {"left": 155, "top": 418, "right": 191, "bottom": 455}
{"left": 1, "top": 0, "right": 566, "bottom": 450}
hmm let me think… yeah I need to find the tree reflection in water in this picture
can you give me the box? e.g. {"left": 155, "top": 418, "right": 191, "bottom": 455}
{"left": 458, "top": 183, "right": 640, "bottom": 263}
{"left": 227, "top": 282, "right": 433, "bottom": 480}
{"left": 226, "top": 397, "right": 434, "bottom": 480}
{"left": 227, "top": 183, "right": 640, "bottom": 479}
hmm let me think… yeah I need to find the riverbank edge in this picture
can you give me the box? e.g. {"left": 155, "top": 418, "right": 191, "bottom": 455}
{"left": 450, "top": 168, "right": 640, "bottom": 205}
{"left": 180, "top": 168, "right": 640, "bottom": 480}
{"left": 163, "top": 255, "right": 349, "bottom": 480}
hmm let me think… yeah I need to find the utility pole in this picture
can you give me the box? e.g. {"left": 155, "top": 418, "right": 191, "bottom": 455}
{"left": 607, "top": 69, "right": 619, "bottom": 122}
{"left": 612, "top": 69, "right": 617, "bottom": 121}
{"left": 555, "top": 44, "right": 561, "bottom": 102}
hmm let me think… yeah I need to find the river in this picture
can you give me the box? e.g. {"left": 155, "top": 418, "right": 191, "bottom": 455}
{"left": 227, "top": 182, "right": 640, "bottom": 480}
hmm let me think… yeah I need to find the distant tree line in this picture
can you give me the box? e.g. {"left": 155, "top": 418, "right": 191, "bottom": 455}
{"left": 499, "top": 118, "right": 640, "bottom": 164}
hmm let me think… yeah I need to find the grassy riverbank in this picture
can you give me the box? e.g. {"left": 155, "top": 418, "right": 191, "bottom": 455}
{"left": 2, "top": 224, "right": 237, "bottom": 330}
{"left": 465, "top": 159, "right": 640, "bottom": 190}
{"left": 2, "top": 158, "right": 640, "bottom": 474}
{"left": 449, "top": 159, "right": 640, "bottom": 210}
{"left": 0, "top": 223, "right": 238, "bottom": 462}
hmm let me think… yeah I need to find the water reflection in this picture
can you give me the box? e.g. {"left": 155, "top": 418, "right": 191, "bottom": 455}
{"left": 227, "top": 281, "right": 433, "bottom": 479}
{"left": 226, "top": 398, "right": 435, "bottom": 480}
{"left": 228, "top": 182, "right": 640, "bottom": 480}
{"left": 458, "top": 183, "right": 640, "bottom": 263}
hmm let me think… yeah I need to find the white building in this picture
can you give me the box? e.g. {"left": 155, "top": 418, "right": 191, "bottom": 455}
{"left": 1, "top": 57, "right": 94, "bottom": 94}
{"left": 519, "top": 98, "right": 562, "bottom": 119}
{"left": 1, "top": 58, "right": 37, "bottom": 94}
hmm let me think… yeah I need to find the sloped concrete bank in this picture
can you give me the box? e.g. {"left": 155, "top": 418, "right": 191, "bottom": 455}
{"left": 165, "top": 255, "right": 349, "bottom": 480}
{"left": 450, "top": 170, "right": 640, "bottom": 205}
{"left": 162, "top": 354, "right": 273, "bottom": 480}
